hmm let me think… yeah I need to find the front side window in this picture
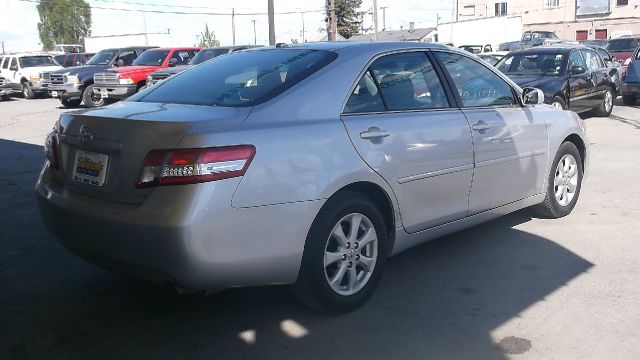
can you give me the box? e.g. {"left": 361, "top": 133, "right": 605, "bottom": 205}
{"left": 368, "top": 52, "right": 449, "bottom": 111}
{"left": 10, "top": 57, "right": 17, "bottom": 69}
{"left": 131, "top": 49, "right": 337, "bottom": 107}
{"left": 170, "top": 50, "right": 198, "bottom": 65}
{"left": 581, "top": 50, "right": 602, "bottom": 70}
{"left": 436, "top": 52, "right": 515, "bottom": 107}
{"left": 133, "top": 50, "right": 170, "bottom": 66}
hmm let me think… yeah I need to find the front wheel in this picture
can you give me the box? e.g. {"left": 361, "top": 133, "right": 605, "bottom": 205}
{"left": 551, "top": 96, "right": 567, "bottom": 110}
{"left": 292, "top": 192, "right": 387, "bottom": 313}
{"left": 22, "top": 82, "right": 35, "bottom": 99}
{"left": 532, "top": 142, "right": 583, "bottom": 218}
{"left": 594, "top": 88, "right": 613, "bottom": 117}
{"left": 82, "top": 84, "right": 104, "bottom": 107}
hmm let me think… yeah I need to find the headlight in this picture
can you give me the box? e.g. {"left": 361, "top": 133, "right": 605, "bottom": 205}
{"left": 4, "top": 78, "right": 11, "bottom": 84}
{"left": 29, "top": 75, "right": 40, "bottom": 81}
{"left": 119, "top": 78, "right": 135, "bottom": 85}
{"left": 67, "top": 75, "right": 80, "bottom": 84}
{"left": 146, "top": 75, "right": 152, "bottom": 84}
{"left": 624, "top": 58, "right": 631, "bottom": 66}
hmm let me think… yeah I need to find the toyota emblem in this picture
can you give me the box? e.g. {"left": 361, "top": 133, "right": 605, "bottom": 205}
{"left": 79, "top": 126, "right": 93, "bottom": 146}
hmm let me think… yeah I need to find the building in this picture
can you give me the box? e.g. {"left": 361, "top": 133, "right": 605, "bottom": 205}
{"left": 455, "top": 0, "right": 640, "bottom": 40}
{"left": 348, "top": 23, "right": 437, "bottom": 42}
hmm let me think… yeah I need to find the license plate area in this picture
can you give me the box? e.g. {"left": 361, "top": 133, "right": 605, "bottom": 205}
{"left": 51, "top": 90, "right": 58, "bottom": 97}
{"left": 73, "top": 150, "right": 109, "bottom": 186}
{"left": 100, "top": 90, "right": 108, "bottom": 98}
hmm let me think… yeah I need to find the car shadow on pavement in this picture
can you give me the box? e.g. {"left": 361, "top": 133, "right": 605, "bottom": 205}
{"left": 0, "top": 139, "right": 594, "bottom": 360}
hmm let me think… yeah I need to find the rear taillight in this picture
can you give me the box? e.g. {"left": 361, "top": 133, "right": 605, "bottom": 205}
{"left": 45, "top": 132, "right": 60, "bottom": 170}
{"left": 136, "top": 145, "right": 255, "bottom": 188}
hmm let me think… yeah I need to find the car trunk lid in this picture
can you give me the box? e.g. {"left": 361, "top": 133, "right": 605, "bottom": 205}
{"left": 57, "top": 101, "right": 251, "bottom": 204}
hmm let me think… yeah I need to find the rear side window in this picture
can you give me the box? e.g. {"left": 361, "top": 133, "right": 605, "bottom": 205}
{"left": 131, "top": 49, "right": 337, "bottom": 107}
{"left": 344, "top": 72, "right": 385, "bottom": 113}
{"left": 435, "top": 52, "right": 515, "bottom": 107}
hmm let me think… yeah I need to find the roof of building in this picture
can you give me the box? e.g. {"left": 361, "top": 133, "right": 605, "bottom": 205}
{"left": 347, "top": 27, "right": 436, "bottom": 42}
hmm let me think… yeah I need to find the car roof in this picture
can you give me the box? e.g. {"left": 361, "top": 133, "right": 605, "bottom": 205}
{"left": 99, "top": 46, "right": 158, "bottom": 52}
{"left": 256, "top": 41, "right": 450, "bottom": 53}
{"left": 145, "top": 47, "right": 201, "bottom": 51}
{"left": 509, "top": 44, "right": 592, "bottom": 54}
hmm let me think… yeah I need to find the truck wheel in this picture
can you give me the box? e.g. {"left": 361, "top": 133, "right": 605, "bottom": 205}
{"left": 61, "top": 98, "right": 82, "bottom": 108}
{"left": 622, "top": 95, "right": 636, "bottom": 106}
{"left": 22, "top": 82, "right": 35, "bottom": 99}
{"left": 82, "top": 84, "right": 104, "bottom": 107}
{"left": 551, "top": 96, "right": 566, "bottom": 110}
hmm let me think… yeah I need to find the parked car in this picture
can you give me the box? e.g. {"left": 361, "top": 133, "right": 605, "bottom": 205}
{"left": 499, "top": 31, "right": 567, "bottom": 51}
{"left": 0, "top": 76, "right": 15, "bottom": 100}
{"left": 54, "top": 52, "right": 96, "bottom": 67}
{"left": 92, "top": 47, "right": 200, "bottom": 105}
{"left": 0, "top": 53, "right": 63, "bottom": 99}
{"left": 589, "top": 45, "right": 624, "bottom": 96}
{"left": 42, "top": 46, "right": 157, "bottom": 108}
{"left": 146, "top": 45, "right": 261, "bottom": 87}
{"left": 458, "top": 44, "right": 493, "bottom": 54}
{"left": 620, "top": 45, "right": 640, "bottom": 105}
{"left": 496, "top": 45, "right": 616, "bottom": 115}
{"left": 37, "top": 42, "right": 588, "bottom": 313}
{"left": 605, "top": 36, "right": 640, "bottom": 67}
{"left": 477, "top": 51, "right": 508, "bottom": 66}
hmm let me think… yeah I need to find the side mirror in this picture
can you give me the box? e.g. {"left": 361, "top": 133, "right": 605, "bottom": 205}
{"left": 522, "top": 87, "right": 544, "bottom": 105}
{"left": 571, "top": 66, "right": 586, "bottom": 75}
{"left": 9, "top": 65, "right": 17, "bottom": 71}
{"left": 168, "top": 58, "right": 178, "bottom": 67}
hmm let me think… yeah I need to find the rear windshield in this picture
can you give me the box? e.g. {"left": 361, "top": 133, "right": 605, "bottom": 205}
{"left": 131, "top": 49, "right": 337, "bottom": 107}
{"left": 606, "top": 38, "right": 640, "bottom": 52}
{"left": 86, "top": 50, "right": 117, "bottom": 65}
{"left": 133, "top": 50, "right": 170, "bottom": 66}
{"left": 19, "top": 56, "right": 58, "bottom": 67}
{"left": 496, "top": 53, "right": 565, "bottom": 76}
{"left": 190, "top": 48, "right": 230, "bottom": 65}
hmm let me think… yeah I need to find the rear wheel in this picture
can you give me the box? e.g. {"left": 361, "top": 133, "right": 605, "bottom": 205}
{"left": 82, "top": 84, "right": 104, "bottom": 107}
{"left": 551, "top": 96, "right": 566, "bottom": 110}
{"left": 22, "top": 82, "right": 35, "bottom": 99}
{"left": 61, "top": 98, "right": 81, "bottom": 108}
{"left": 532, "top": 142, "right": 583, "bottom": 218}
{"left": 622, "top": 95, "right": 637, "bottom": 106}
{"left": 292, "top": 191, "right": 387, "bottom": 313}
{"left": 594, "top": 88, "right": 613, "bottom": 117}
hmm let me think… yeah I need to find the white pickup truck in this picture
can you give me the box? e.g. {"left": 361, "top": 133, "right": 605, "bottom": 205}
{"left": 0, "top": 53, "right": 63, "bottom": 99}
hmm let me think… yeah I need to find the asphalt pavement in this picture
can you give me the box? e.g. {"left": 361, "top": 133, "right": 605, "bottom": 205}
{"left": 1, "top": 97, "right": 639, "bottom": 360}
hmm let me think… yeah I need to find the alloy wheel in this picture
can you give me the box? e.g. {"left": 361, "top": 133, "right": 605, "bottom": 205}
{"left": 554, "top": 154, "right": 578, "bottom": 207}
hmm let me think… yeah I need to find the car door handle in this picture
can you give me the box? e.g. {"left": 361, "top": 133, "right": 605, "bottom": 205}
{"left": 471, "top": 121, "right": 491, "bottom": 131}
{"left": 360, "top": 128, "right": 390, "bottom": 140}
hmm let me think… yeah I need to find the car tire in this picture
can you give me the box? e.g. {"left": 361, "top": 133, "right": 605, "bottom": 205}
{"left": 292, "top": 191, "right": 387, "bottom": 313}
{"left": 551, "top": 96, "right": 567, "bottom": 110}
{"left": 1, "top": 95, "right": 9, "bottom": 101}
{"left": 622, "top": 95, "right": 636, "bottom": 106}
{"left": 22, "top": 82, "right": 35, "bottom": 99}
{"left": 594, "top": 88, "right": 614, "bottom": 117}
{"left": 532, "top": 141, "right": 583, "bottom": 219}
{"left": 61, "top": 98, "right": 82, "bottom": 108}
{"left": 82, "top": 84, "right": 104, "bottom": 107}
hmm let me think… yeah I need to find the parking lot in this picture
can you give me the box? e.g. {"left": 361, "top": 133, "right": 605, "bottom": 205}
{"left": 1, "top": 97, "right": 639, "bottom": 359}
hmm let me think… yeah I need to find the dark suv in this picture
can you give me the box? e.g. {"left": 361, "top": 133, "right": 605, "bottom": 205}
{"left": 496, "top": 45, "right": 617, "bottom": 115}
{"left": 42, "top": 46, "right": 156, "bottom": 108}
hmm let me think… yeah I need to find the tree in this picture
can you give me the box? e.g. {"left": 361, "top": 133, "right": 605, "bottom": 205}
{"left": 198, "top": 23, "right": 220, "bottom": 48}
{"left": 37, "top": 0, "right": 92, "bottom": 51}
{"left": 335, "top": 0, "right": 365, "bottom": 39}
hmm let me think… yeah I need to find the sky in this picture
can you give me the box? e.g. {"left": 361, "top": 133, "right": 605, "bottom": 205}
{"left": 0, "top": 0, "right": 455, "bottom": 53}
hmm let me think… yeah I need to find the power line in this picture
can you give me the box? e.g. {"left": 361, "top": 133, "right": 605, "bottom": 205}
{"left": 18, "top": 0, "right": 325, "bottom": 16}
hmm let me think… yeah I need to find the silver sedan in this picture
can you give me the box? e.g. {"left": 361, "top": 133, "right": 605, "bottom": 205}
{"left": 37, "top": 42, "right": 588, "bottom": 313}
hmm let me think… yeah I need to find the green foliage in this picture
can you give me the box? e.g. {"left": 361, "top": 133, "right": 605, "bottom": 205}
{"left": 198, "top": 23, "right": 220, "bottom": 48}
{"left": 335, "top": 0, "right": 364, "bottom": 39}
{"left": 37, "top": 0, "right": 92, "bottom": 51}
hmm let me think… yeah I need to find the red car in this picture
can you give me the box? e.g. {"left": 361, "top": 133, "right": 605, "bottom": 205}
{"left": 605, "top": 36, "right": 640, "bottom": 67}
{"left": 93, "top": 47, "right": 200, "bottom": 103}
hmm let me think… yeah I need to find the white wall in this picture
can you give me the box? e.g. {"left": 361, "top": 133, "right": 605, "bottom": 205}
{"left": 437, "top": 15, "right": 523, "bottom": 50}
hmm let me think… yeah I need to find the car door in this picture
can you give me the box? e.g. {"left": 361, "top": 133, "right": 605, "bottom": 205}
{"left": 341, "top": 51, "right": 474, "bottom": 233}
{"left": 433, "top": 51, "right": 548, "bottom": 214}
{"left": 567, "top": 50, "right": 592, "bottom": 112}
{"left": 581, "top": 49, "right": 610, "bottom": 108}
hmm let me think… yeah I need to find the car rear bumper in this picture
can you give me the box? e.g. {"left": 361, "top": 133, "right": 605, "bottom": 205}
{"left": 92, "top": 83, "right": 137, "bottom": 100}
{"left": 36, "top": 161, "right": 318, "bottom": 290}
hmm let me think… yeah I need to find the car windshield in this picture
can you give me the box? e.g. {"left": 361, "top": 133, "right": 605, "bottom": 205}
{"left": 86, "top": 50, "right": 117, "bottom": 65}
{"left": 19, "top": 56, "right": 58, "bottom": 67}
{"left": 133, "top": 50, "right": 170, "bottom": 66}
{"left": 606, "top": 38, "right": 640, "bottom": 52}
{"left": 131, "top": 49, "right": 337, "bottom": 107}
{"left": 190, "top": 48, "right": 230, "bottom": 65}
{"left": 496, "top": 53, "right": 565, "bottom": 76}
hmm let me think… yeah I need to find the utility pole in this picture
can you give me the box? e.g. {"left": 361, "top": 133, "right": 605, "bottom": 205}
{"left": 326, "top": 0, "right": 337, "bottom": 41}
{"left": 301, "top": 11, "right": 306, "bottom": 43}
{"left": 195, "top": 34, "right": 200, "bottom": 47}
{"left": 1, "top": 42, "right": 4, "bottom": 55}
{"left": 380, "top": 6, "right": 387, "bottom": 31}
{"left": 372, "top": 0, "right": 379, "bottom": 41}
{"left": 252, "top": 20, "right": 257, "bottom": 45}
{"left": 268, "top": 0, "right": 275, "bottom": 45}
{"left": 455, "top": 0, "right": 459, "bottom": 22}
{"left": 141, "top": 11, "right": 149, "bottom": 45}
{"left": 232, "top": 8, "right": 236, "bottom": 45}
